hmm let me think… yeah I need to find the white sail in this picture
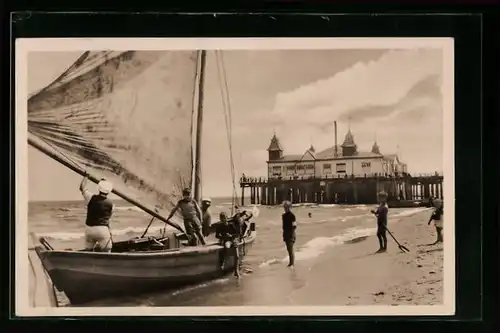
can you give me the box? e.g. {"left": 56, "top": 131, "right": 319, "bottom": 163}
{"left": 28, "top": 51, "right": 200, "bottom": 217}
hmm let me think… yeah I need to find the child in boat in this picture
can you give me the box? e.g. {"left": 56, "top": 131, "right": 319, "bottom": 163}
{"left": 428, "top": 198, "right": 444, "bottom": 244}
{"left": 166, "top": 188, "right": 206, "bottom": 246}
{"left": 201, "top": 197, "right": 212, "bottom": 237}
{"left": 282, "top": 201, "right": 297, "bottom": 267}
{"left": 371, "top": 191, "right": 389, "bottom": 253}
{"left": 215, "top": 211, "right": 241, "bottom": 278}
{"left": 79, "top": 176, "right": 114, "bottom": 252}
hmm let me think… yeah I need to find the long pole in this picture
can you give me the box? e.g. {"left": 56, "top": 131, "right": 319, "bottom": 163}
{"left": 28, "top": 137, "right": 185, "bottom": 234}
{"left": 194, "top": 50, "right": 207, "bottom": 203}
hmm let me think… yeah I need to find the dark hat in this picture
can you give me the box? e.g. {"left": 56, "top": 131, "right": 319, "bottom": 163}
{"left": 182, "top": 188, "right": 191, "bottom": 194}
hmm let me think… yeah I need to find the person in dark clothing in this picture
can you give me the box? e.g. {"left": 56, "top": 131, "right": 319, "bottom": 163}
{"left": 371, "top": 191, "right": 389, "bottom": 253}
{"left": 80, "top": 176, "right": 114, "bottom": 252}
{"left": 215, "top": 212, "right": 241, "bottom": 278}
{"left": 282, "top": 201, "right": 297, "bottom": 267}
{"left": 428, "top": 198, "right": 444, "bottom": 244}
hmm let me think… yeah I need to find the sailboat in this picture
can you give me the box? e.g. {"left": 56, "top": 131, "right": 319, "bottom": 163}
{"left": 27, "top": 50, "right": 258, "bottom": 306}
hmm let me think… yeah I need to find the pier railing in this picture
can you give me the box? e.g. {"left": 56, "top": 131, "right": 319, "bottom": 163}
{"left": 239, "top": 171, "right": 443, "bottom": 186}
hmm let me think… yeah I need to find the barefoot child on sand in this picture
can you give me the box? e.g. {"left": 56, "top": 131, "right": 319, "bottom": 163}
{"left": 371, "top": 191, "right": 389, "bottom": 253}
{"left": 428, "top": 198, "right": 444, "bottom": 244}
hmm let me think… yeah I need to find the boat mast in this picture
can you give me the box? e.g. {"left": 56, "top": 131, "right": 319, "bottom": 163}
{"left": 193, "top": 50, "right": 207, "bottom": 203}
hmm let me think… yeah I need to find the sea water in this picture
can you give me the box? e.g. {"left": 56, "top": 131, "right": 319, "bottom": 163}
{"left": 28, "top": 198, "right": 428, "bottom": 306}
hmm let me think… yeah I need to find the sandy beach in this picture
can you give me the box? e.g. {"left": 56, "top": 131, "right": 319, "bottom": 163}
{"left": 289, "top": 209, "right": 444, "bottom": 306}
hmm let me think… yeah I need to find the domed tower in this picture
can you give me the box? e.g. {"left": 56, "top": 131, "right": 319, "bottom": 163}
{"left": 341, "top": 129, "right": 358, "bottom": 156}
{"left": 267, "top": 133, "right": 284, "bottom": 161}
{"left": 371, "top": 140, "right": 381, "bottom": 155}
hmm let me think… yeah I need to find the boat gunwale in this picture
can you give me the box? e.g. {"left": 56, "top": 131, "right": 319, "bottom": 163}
{"left": 37, "top": 231, "right": 257, "bottom": 259}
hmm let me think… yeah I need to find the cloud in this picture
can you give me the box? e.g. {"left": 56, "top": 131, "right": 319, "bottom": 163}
{"left": 270, "top": 49, "right": 441, "bottom": 127}
{"left": 337, "top": 73, "right": 442, "bottom": 124}
{"left": 257, "top": 48, "right": 444, "bottom": 174}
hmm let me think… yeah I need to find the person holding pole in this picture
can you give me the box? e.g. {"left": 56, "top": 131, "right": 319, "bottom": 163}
{"left": 371, "top": 191, "right": 389, "bottom": 253}
{"left": 79, "top": 176, "right": 114, "bottom": 252}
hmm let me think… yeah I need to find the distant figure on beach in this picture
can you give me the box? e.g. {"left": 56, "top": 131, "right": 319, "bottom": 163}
{"left": 166, "top": 188, "right": 206, "bottom": 246}
{"left": 308, "top": 212, "right": 312, "bottom": 218}
{"left": 428, "top": 198, "right": 444, "bottom": 244}
{"left": 79, "top": 176, "right": 114, "bottom": 252}
{"left": 371, "top": 191, "right": 389, "bottom": 253}
{"left": 201, "top": 197, "right": 212, "bottom": 237}
{"left": 215, "top": 211, "right": 241, "bottom": 278}
{"left": 282, "top": 201, "right": 297, "bottom": 267}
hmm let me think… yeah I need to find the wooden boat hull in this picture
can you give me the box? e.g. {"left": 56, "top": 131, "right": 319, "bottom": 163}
{"left": 34, "top": 230, "right": 256, "bottom": 305}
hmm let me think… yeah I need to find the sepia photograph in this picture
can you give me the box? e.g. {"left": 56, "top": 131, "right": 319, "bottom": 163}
{"left": 16, "top": 38, "right": 455, "bottom": 316}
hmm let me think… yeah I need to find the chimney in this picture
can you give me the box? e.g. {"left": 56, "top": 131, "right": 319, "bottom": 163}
{"left": 334, "top": 121, "right": 338, "bottom": 157}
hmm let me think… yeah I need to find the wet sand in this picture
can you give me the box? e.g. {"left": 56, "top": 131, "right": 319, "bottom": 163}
{"left": 289, "top": 210, "right": 444, "bottom": 305}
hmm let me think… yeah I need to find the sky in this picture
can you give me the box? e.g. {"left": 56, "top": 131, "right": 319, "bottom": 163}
{"left": 27, "top": 47, "right": 444, "bottom": 201}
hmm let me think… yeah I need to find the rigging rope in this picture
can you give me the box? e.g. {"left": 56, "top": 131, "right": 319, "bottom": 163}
{"left": 215, "top": 51, "right": 239, "bottom": 215}
{"left": 29, "top": 129, "right": 86, "bottom": 173}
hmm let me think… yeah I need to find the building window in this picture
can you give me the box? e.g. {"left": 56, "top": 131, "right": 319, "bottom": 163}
{"left": 361, "top": 162, "right": 371, "bottom": 168}
{"left": 286, "top": 165, "right": 295, "bottom": 171}
{"left": 305, "top": 164, "right": 314, "bottom": 174}
{"left": 272, "top": 166, "right": 281, "bottom": 175}
{"left": 336, "top": 163, "right": 346, "bottom": 173}
{"left": 323, "top": 163, "right": 332, "bottom": 174}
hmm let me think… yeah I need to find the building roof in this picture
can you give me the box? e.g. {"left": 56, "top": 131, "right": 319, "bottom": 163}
{"left": 371, "top": 141, "right": 381, "bottom": 154}
{"left": 269, "top": 154, "right": 303, "bottom": 162}
{"left": 341, "top": 130, "right": 357, "bottom": 147}
{"left": 267, "top": 134, "right": 283, "bottom": 151}
{"left": 269, "top": 146, "right": 385, "bottom": 162}
{"left": 316, "top": 146, "right": 382, "bottom": 159}
{"left": 383, "top": 154, "right": 404, "bottom": 164}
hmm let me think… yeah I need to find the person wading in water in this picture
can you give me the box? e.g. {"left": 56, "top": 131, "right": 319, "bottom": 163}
{"left": 371, "top": 191, "right": 389, "bottom": 253}
{"left": 166, "top": 188, "right": 206, "bottom": 246}
{"left": 428, "top": 198, "right": 444, "bottom": 244}
{"left": 215, "top": 211, "right": 242, "bottom": 278}
{"left": 282, "top": 201, "right": 297, "bottom": 267}
{"left": 79, "top": 176, "right": 114, "bottom": 252}
{"left": 201, "top": 197, "right": 213, "bottom": 237}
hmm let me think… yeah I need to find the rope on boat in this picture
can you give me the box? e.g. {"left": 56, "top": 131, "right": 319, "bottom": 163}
{"left": 30, "top": 130, "right": 85, "bottom": 172}
{"left": 215, "top": 51, "right": 239, "bottom": 215}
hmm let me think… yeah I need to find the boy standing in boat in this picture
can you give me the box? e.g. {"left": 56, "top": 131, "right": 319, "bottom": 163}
{"left": 282, "top": 201, "right": 297, "bottom": 267}
{"left": 371, "top": 191, "right": 389, "bottom": 253}
{"left": 166, "top": 188, "right": 206, "bottom": 246}
{"left": 428, "top": 198, "right": 444, "bottom": 244}
{"left": 79, "top": 176, "right": 114, "bottom": 252}
{"left": 201, "top": 197, "right": 212, "bottom": 237}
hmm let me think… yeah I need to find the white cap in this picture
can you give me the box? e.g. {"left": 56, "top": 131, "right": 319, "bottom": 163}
{"left": 202, "top": 197, "right": 212, "bottom": 203}
{"left": 97, "top": 180, "right": 113, "bottom": 194}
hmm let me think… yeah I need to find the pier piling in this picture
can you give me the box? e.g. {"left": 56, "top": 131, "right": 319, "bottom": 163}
{"left": 239, "top": 173, "right": 444, "bottom": 206}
